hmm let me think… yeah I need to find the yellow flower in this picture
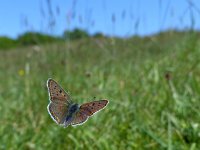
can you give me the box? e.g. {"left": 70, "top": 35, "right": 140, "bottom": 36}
{"left": 18, "top": 69, "right": 25, "bottom": 76}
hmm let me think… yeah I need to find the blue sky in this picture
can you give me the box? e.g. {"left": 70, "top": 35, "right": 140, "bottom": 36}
{"left": 1, "top": 0, "right": 200, "bottom": 38}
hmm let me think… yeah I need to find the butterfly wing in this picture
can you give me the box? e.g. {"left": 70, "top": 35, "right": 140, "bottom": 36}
{"left": 71, "top": 100, "right": 109, "bottom": 126}
{"left": 47, "top": 78, "right": 71, "bottom": 104}
{"left": 47, "top": 79, "right": 72, "bottom": 125}
{"left": 70, "top": 111, "right": 88, "bottom": 126}
{"left": 79, "top": 100, "right": 109, "bottom": 116}
{"left": 47, "top": 102, "right": 68, "bottom": 124}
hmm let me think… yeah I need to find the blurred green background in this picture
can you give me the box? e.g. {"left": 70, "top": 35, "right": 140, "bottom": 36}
{"left": 1, "top": 0, "right": 200, "bottom": 149}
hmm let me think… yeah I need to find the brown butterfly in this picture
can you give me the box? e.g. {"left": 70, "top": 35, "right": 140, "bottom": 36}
{"left": 47, "top": 78, "right": 109, "bottom": 127}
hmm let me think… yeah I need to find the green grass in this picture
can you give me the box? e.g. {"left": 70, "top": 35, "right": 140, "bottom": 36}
{"left": 1, "top": 32, "right": 200, "bottom": 149}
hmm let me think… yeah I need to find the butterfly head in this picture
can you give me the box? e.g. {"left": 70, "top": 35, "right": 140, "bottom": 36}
{"left": 69, "top": 103, "right": 79, "bottom": 114}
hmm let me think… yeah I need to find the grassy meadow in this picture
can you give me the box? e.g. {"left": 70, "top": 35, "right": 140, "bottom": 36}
{"left": 0, "top": 31, "right": 200, "bottom": 149}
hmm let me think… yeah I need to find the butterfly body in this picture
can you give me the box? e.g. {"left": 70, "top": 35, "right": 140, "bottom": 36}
{"left": 68, "top": 103, "right": 79, "bottom": 114}
{"left": 64, "top": 103, "right": 79, "bottom": 127}
{"left": 47, "top": 78, "right": 109, "bottom": 127}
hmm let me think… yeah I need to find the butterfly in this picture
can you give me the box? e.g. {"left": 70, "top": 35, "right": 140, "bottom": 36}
{"left": 47, "top": 78, "right": 109, "bottom": 127}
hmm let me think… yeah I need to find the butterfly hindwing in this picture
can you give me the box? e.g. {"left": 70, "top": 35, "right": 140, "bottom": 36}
{"left": 47, "top": 102, "right": 68, "bottom": 124}
{"left": 71, "top": 111, "right": 88, "bottom": 126}
{"left": 47, "top": 78, "right": 71, "bottom": 104}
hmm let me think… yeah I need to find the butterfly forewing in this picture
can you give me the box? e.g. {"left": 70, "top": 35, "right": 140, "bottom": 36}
{"left": 47, "top": 78, "right": 71, "bottom": 104}
{"left": 48, "top": 102, "right": 68, "bottom": 124}
{"left": 79, "top": 100, "right": 108, "bottom": 116}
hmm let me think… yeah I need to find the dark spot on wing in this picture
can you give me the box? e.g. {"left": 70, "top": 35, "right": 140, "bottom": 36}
{"left": 92, "top": 103, "right": 95, "bottom": 106}
{"left": 59, "top": 90, "right": 62, "bottom": 93}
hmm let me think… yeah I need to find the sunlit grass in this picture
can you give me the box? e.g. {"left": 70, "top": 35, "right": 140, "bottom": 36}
{"left": 0, "top": 33, "right": 200, "bottom": 149}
